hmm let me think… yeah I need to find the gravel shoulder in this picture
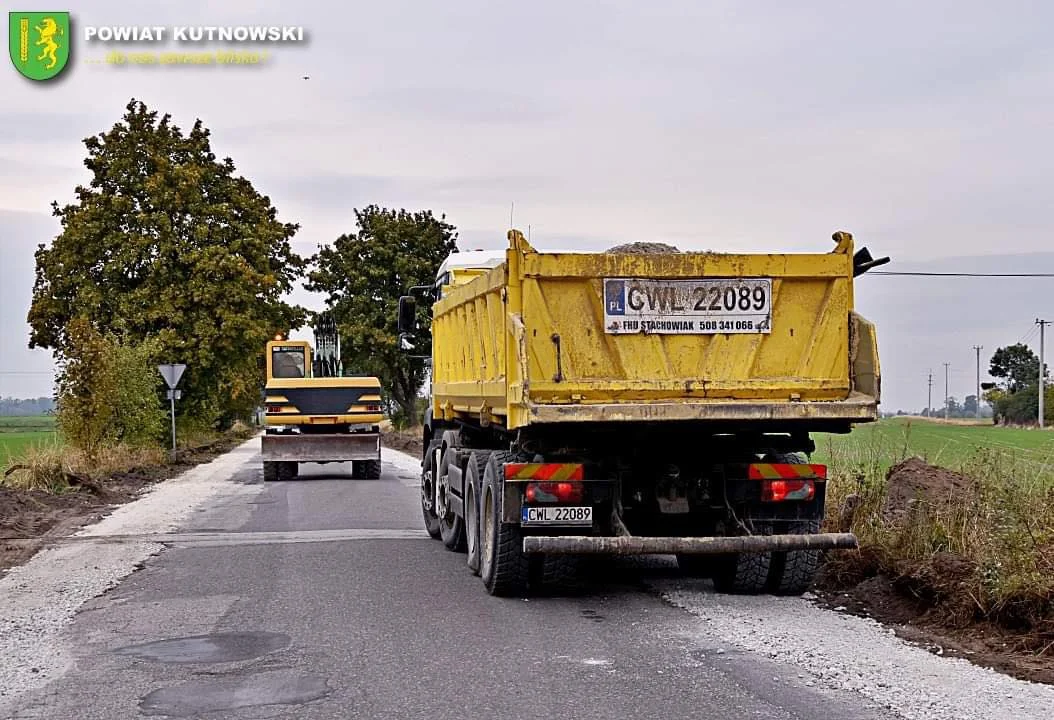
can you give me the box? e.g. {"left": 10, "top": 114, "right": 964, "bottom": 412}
{"left": 656, "top": 580, "right": 1054, "bottom": 720}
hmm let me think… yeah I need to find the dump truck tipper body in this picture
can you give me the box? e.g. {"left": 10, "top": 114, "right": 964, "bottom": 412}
{"left": 398, "top": 230, "right": 884, "bottom": 597}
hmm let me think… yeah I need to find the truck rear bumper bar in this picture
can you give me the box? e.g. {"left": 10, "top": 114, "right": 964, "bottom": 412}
{"left": 522, "top": 532, "right": 858, "bottom": 555}
{"left": 261, "top": 433, "right": 380, "bottom": 462}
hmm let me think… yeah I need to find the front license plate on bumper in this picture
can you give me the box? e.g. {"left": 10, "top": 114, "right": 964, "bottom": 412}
{"left": 521, "top": 506, "right": 593, "bottom": 526}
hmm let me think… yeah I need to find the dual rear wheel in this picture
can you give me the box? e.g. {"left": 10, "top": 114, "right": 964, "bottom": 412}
{"left": 420, "top": 443, "right": 534, "bottom": 596}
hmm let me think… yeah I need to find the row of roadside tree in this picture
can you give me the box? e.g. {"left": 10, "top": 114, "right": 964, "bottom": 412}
{"left": 26, "top": 99, "right": 453, "bottom": 458}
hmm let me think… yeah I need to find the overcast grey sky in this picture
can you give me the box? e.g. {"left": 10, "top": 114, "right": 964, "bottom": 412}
{"left": 2, "top": 0, "right": 1052, "bottom": 413}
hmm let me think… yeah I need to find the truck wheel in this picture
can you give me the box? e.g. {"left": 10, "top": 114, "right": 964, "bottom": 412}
{"left": 767, "top": 520, "right": 822, "bottom": 595}
{"left": 711, "top": 524, "right": 773, "bottom": 594}
{"left": 464, "top": 450, "right": 490, "bottom": 575}
{"left": 529, "top": 555, "right": 579, "bottom": 592}
{"left": 480, "top": 452, "right": 529, "bottom": 597}
{"left": 364, "top": 459, "right": 382, "bottom": 480}
{"left": 263, "top": 462, "right": 278, "bottom": 482}
{"left": 421, "top": 441, "right": 442, "bottom": 540}
{"left": 437, "top": 447, "right": 466, "bottom": 552}
{"left": 277, "top": 462, "right": 298, "bottom": 482}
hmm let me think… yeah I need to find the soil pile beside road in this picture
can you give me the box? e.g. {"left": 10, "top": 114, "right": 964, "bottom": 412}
{"left": 818, "top": 456, "right": 1054, "bottom": 685}
{"left": 381, "top": 428, "right": 423, "bottom": 459}
{"left": 880, "top": 457, "right": 973, "bottom": 523}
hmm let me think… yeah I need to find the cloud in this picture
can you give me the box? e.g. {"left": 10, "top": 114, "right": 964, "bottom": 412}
{"left": 3, "top": 0, "right": 1054, "bottom": 406}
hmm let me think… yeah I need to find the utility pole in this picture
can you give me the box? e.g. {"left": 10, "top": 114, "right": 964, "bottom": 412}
{"left": 927, "top": 369, "right": 933, "bottom": 417}
{"left": 973, "top": 345, "right": 983, "bottom": 419}
{"left": 1039, "top": 319, "right": 1050, "bottom": 428}
{"left": 943, "top": 362, "right": 950, "bottom": 420}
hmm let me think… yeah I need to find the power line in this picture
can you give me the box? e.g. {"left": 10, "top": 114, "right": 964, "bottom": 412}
{"left": 871, "top": 271, "right": 1054, "bottom": 277}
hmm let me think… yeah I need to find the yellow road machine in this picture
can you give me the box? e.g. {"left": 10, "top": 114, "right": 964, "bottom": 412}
{"left": 262, "top": 313, "right": 385, "bottom": 481}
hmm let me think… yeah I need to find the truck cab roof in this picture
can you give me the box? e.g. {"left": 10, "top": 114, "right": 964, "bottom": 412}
{"left": 436, "top": 246, "right": 601, "bottom": 285}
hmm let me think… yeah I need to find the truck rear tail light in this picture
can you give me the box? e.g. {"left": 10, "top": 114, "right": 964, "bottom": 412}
{"left": 525, "top": 481, "right": 584, "bottom": 504}
{"left": 761, "top": 479, "right": 815, "bottom": 502}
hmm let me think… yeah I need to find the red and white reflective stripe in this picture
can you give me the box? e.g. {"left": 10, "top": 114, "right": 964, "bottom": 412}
{"left": 748, "top": 463, "right": 827, "bottom": 480}
{"left": 504, "top": 463, "right": 584, "bottom": 481}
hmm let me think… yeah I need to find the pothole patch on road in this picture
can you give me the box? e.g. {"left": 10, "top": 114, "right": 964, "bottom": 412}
{"left": 139, "top": 669, "right": 330, "bottom": 716}
{"left": 113, "top": 631, "right": 290, "bottom": 664}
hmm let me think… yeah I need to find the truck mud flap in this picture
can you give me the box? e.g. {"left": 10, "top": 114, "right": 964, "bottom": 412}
{"left": 522, "top": 532, "right": 858, "bottom": 555}
{"left": 261, "top": 433, "right": 380, "bottom": 463}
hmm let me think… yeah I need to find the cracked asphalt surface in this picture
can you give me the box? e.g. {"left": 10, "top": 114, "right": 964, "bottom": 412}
{"left": 0, "top": 442, "right": 948, "bottom": 718}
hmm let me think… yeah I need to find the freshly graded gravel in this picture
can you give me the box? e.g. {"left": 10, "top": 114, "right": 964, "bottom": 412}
{"left": 659, "top": 583, "right": 1054, "bottom": 720}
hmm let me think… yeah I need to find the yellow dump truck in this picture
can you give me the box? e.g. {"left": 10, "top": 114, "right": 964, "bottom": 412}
{"left": 261, "top": 314, "right": 385, "bottom": 480}
{"left": 397, "top": 230, "right": 886, "bottom": 597}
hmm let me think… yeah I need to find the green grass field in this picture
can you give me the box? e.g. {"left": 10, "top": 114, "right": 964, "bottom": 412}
{"left": 0, "top": 416, "right": 60, "bottom": 469}
{"left": 814, "top": 416, "right": 1054, "bottom": 475}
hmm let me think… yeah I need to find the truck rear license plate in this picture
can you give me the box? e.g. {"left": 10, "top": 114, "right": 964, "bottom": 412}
{"left": 603, "top": 278, "right": 772, "bottom": 334}
{"left": 521, "top": 506, "right": 593, "bottom": 526}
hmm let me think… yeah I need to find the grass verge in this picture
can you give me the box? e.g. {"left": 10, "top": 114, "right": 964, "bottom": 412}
{"left": 818, "top": 420, "right": 1054, "bottom": 682}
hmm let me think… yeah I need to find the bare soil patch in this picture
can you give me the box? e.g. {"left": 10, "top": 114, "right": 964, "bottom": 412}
{"left": 0, "top": 433, "right": 251, "bottom": 574}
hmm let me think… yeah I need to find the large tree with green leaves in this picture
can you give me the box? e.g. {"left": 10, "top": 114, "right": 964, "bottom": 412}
{"left": 28, "top": 99, "right": 307, "bottom": 427}
{"left": 306, "top": 206, "right": 458, "bottom": 422}
{"left": 989, "top": 343, "right": 1046, "bottom": 394}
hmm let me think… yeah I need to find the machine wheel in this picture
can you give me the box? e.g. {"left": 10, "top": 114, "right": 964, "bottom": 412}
{"left": 364, "top": 459, "right": 382, "bottom": 480}
{"left": 767, "top": 520, "right": 823, "bottom": 595}
{"left": 464, "top": 450, "right": 490, "bottom": 575}
{"left": 711, "top": 523, "right": 774, "bottom": 595}
{"left": 480, "top": 451, "right": 530, "bottom": 597}
{"left": 421, "top": 440, "right": 442, "bottom": 540}
{"left": 437, "top": 446, "right": 466, "bottom": 552}
{"left": 263, "top": 462, "right": 278, "bottom": 482}
{"left": 277, "top": 462, "right": 298, "bottom": 482}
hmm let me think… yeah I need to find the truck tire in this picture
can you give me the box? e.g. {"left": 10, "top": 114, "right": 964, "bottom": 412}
{"left": 364, "top": 459, "right": 382, "bottom": 480}
{"left": 480, "top": 451, "right": 529, "bottom": 597}
{"left": 263, "top": 462, "right": 278, "bottom": 482}
{"left": 421, "top": 441, "right": 442, "bottom": 540}
{"left": 464, "top": 450, "right": 490, "bottom": 575}
{"left": 529, "top": 554, "right": 579, "bottom": 592}
{"left": 711, "top": 524, "right": 773, "bottom": 595}
{"left": 277, "top": 462, "right": 298, "bottom": 482}
{"left": 760, "top": 452, "right": 822, "bottom": 596}
{"left": 437, "top": 447, "right": 466, "bottom": 552}
{"left": 767, "top": 520, "right": 823, "bottom": 595}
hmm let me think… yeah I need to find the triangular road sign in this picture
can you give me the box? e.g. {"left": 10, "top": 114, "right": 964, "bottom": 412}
{"left": 158, "top": 363, "right": 187, "bottom": 389}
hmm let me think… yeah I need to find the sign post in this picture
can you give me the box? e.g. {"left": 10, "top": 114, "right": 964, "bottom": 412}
{"left": 158, "top": 364, "right": 187, "bottom": 455}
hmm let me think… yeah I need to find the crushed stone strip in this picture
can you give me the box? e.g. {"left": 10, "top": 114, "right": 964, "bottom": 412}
{"left": 0, "top": 437, "right": 261, "bottom": 704}
{"left": 658, "top": 582, "right": 1053, "bottom": 720}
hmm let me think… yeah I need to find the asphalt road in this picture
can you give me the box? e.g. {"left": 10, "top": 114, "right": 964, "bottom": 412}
{"left": 1, "top": 446, "right": 894, "bottom": 720}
